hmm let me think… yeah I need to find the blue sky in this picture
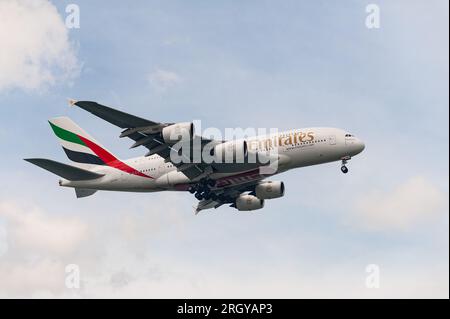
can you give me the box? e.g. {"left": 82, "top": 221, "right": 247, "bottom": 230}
{"left": 0, "top": 0, "right": 448, "bottom": 297}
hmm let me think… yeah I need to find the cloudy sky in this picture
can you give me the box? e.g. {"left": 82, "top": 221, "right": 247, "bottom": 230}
{"left": 0, "top": 0, "right": 448, "bottom": 298}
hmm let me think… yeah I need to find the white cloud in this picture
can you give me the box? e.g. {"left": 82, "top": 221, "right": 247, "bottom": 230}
{"left": 0, "top": 201, "right": 88, "bottom": 255}
{"left": 62, "top": 256, "right": 450, "bottom": 299}
{"left": 352, "top": 176, "right": 448, "bottom": 231}
{"left": 0, "top": 258, "right": 66, "bottom": 297}
{"left": 0, "top": 192, "right": 447, "bottom": 298}
{"left": 0, "top": 200, "right": 89, "bottom": 297}
{"left": 148, "top": 68, "right": 182, "bottom": 93}
{"left": 0, "top": 0, "right": 80, "bottom": 92}
{"left": 0, "top": 223, "right": 7, "bottom": 257}
{"left": 0, "top": 195, "right": 189, "bottom": 297}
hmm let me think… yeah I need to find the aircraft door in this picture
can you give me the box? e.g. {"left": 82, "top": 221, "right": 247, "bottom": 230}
{"left": 157, "top": 162, "right": 168, "bottom": 176}
{"left": 328, "top": 135, "right": 336, "bottom": 145}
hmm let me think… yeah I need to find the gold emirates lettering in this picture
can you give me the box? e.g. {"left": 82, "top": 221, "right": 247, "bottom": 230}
{"left": 248, "top": 132, "right": 315, "bottom": 151}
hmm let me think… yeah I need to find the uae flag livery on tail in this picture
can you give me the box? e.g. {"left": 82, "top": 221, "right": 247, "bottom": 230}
{"left": 49, "top": 118, "right": 105, "bottom": 166}
{"left": 49, "top": 117, "right": 152, "bottom": 178}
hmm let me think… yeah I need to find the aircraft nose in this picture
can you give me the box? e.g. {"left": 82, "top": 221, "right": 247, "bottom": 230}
{"left": 356, "top": 138, "right": 365, "bottom": 153}
{"left": 344, "top": 134, "right": 365, "bottom": 156}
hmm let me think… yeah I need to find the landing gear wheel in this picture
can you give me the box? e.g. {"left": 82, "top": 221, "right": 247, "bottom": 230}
{"left": 191, "top": 178, "right": 217, "bottom": 200}
{"left": 195, "top": 192, "right": 203, "bottom": 200}
{"left": 340, "top": 156, "right": 350, "bottom": 174}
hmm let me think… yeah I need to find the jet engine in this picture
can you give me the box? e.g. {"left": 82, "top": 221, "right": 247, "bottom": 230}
{"left": 235, "top": 194, "right": 264, "bottom": 211}
{"left": 162, "top": 122, "right": 194, "bottom": 144}
{"left": 213, "top": 140, "right": 248, "bottom": 163}
{"left": 255, "top": 181, "right": 285, "bottom": 199}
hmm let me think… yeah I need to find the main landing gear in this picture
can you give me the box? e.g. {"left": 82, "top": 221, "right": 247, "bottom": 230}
{"left": 188, "top": 178, "right": 216, "bottom": 200}
{"left": 341, "top": 156, "right": 350, "bottom": 174}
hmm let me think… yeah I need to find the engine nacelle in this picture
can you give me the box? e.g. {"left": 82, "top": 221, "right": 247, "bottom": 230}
{"left": 213, "top": 140, "right": 248, "bottom": 163}
{"left": 162, "top": 122, "right": 194, "bottom": 144}
{"left": 235, "top": 194, "right": 264, "bottom": 211}
{"left": 255, "top": 181, "right": 285, "bottom": 199}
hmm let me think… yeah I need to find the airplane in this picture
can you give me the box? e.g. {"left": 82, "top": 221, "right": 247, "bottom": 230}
{"left": 25, "top": 100, "right": 365, "bottom": 213}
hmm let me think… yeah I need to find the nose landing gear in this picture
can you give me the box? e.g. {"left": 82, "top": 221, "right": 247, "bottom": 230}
{"left": 341, "top": 156, "right": 351, "bottom": 174}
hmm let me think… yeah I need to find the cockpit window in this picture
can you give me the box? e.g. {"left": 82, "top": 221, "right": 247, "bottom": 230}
{"left": 345, "top": 134, "right": 354, "bottom": 137}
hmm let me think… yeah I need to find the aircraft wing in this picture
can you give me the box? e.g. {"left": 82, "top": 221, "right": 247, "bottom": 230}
{"left": 72, "top": 100, "right": 229, "bottom": 180}
{"left": 71, "top": 100, "right": 159, "bottom": 128}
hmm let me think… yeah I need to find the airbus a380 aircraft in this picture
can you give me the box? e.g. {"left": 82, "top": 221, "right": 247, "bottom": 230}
{"left": 26, "top": 101, "right": 365, "bottom": 213}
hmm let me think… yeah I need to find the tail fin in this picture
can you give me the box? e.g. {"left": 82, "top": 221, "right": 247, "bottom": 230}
{"left": 24, "top": 158, "right": 104, "bottom": 181}
{"left": 48, "top": 117, "right": 119, "bottom": 168}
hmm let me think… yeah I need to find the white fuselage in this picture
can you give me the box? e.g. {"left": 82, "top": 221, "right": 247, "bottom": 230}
{"left": 60, "top": 127, "right": 365, "bottom": 192}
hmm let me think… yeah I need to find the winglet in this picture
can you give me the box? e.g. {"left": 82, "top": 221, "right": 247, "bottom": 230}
{"left": 68, "top": 98, "right": 78, "bottom": 107}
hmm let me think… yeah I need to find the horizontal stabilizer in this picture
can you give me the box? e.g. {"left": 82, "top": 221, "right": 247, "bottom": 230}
{"left": 75, "top": 188, "right": 97, "bottom": 198}
{"left": 24, "top": 158, "right": 104, "bottom": 181}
